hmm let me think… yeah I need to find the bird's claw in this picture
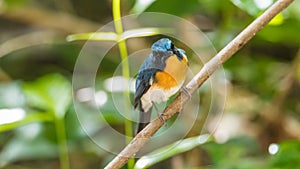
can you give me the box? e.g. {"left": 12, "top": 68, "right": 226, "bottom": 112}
{"left": 158, "top": 112, "right": 166, "bottom": 124}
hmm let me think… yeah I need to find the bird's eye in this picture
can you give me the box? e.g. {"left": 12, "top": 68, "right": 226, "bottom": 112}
{"left": 170, "top": 43, "right": 174, "bottom": 51}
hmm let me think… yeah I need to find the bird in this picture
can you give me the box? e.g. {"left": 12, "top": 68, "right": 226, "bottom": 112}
{"left": 134, "top": 38, "right": 189, "bottom": 134}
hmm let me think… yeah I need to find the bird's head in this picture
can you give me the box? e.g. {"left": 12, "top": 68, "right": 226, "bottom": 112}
{"left": 151, "top": 38, "right": 188, "bottom": 64}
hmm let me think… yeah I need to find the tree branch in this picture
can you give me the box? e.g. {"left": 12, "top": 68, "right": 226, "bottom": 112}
{"left": 104, "top": 0, "right": 295, "bottom": 168}
{"left": 0, "top": 6, "right": 100, "bottom": 34}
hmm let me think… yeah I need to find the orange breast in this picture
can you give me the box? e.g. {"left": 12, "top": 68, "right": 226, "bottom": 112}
{"left": 152, "top": 71, "right": 178, "bottom": 90}
{"left": 152, "top": 55, "right": 188, "bottom": 90}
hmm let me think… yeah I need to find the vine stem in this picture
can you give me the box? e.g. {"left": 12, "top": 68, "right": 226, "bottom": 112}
{"left": 55, "top": 116, "right": 70, "bottom": 169}
{"left": 104, "top": 0, "right": 295, "bottom": 168}
{"left": 112, "top": 0, "right": 135, "bottom": 168}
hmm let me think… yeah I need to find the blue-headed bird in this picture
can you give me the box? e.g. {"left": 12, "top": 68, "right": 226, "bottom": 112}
{"left": 134, "top": 38, "right": 188, "bottom": 133}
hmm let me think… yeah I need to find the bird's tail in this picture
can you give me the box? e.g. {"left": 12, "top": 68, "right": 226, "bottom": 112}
{"left": 136, "top": 107, "right": 152, "bottom": 134}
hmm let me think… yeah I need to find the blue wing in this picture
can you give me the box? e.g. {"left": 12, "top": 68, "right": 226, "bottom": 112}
{"left": 134, "top": 68, "right": 157, "bottom": 110}
{"left": 134, "top": 51, "right": 172, "bottom": 110}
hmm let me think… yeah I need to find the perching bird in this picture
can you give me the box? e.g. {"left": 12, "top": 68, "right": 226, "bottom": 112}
{"left": 134, "top": 38, "right": 189, "bottom": 133}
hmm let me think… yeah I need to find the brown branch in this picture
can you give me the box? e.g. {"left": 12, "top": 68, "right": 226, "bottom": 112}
{"left": 104, "top": 0, "right": 295, "bottom": 168}
{"left": 0, "top": 6, "right": 100, "bottom": 34}
{"left": 0, "top": 31, "right": 63, "bottom": 59}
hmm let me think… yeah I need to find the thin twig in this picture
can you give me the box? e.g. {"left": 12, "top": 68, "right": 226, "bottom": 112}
{"left": 104, "top": 0, "right": 295, "bottom": 168}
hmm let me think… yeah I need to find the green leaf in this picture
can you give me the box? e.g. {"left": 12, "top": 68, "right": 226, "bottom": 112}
{"left": 134, "top": 134, "right": 211, "bottom": 169}
{"left": 119, "top": 28, "right": 174, "bottom": 41}
{"left": 268, "top": 13, "right": 284, "bottom": 26}
{"left": 23, "top": 74, "right": 71, "bottom": 119}
{"left": 131, "top": 0, "right": 157, "bottom": 14}
{"left": 66, "top": 32, "right": 118, "bottom": 42}
{"left": 0, "top": 112, "right": 53, "bottom": 133}
{"left": 66, "top": 28, "right": 173, "bottom": 42}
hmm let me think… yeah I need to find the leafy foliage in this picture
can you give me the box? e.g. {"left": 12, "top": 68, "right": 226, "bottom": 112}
{"left": 23, "top": 74, "right": 71, "bottom": 119}
{"left": 0, "top": 0, "right": 299, "bottom": 168}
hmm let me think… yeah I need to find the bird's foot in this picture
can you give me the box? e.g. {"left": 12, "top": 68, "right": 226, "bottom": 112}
{"left": 152, "top": 101, "right": 166, "bottom": 124}
{"left": 157, "top": 112, "right": 166, "bottom": 124}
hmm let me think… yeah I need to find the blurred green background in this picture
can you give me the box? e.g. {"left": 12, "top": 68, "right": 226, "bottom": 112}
{"left": 0, "top": 0, "right": 300, "bottom": 168}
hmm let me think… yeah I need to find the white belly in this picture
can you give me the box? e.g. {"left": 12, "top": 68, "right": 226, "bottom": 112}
{"left": 140, "top": 81, "right": 183, "bottom": 112}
